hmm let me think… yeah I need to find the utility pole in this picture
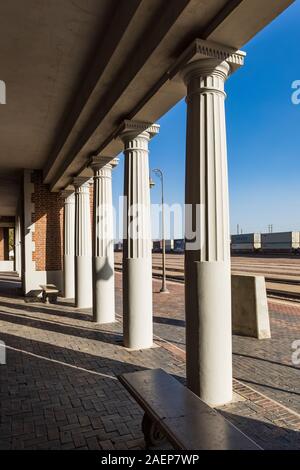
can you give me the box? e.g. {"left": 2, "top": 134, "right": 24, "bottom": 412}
{"left": 152, "top": 168, "right": 169, "bottom": 293}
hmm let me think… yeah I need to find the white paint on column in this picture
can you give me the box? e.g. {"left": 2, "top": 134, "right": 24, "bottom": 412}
{"left": 90, "top": 156, "right": 118, "bottom": 324}
{"left": 14, "top": 213, "right": 22, "bottom": 276}
{"left": 74, "top": 177, "right": 92, "bottom": 308}
{"left": 23, "top": 170, "right": 36, "bottom": 294}
{"left": 62, "top": 191, "right": 75, "bottom": 299}
{"left": 119, "top": 120, "right": 159, "bottom": 349}
{"left": 179, "top": 43, "right": 245, "bottom": 407}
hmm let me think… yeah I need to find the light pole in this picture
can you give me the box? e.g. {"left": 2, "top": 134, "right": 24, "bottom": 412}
{"left": 152, "top": 168, "right": 169, "bottom": 293}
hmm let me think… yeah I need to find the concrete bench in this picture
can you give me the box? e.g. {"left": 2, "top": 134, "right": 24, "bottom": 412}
{"left": 119, "top": 368, "right": 261, "bottom": 450}
{"left": 40, "top": 284, "right": 59, "bottom": 304}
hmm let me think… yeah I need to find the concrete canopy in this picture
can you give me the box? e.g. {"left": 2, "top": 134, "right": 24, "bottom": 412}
{"left": 0, "top": 174, "right": 20, "bottom": 216}
{"left": 0, "top": 0, "right": 119, "bottom": 213}
{"left": 0, "top": 0, "right": 295, "bottom": 200}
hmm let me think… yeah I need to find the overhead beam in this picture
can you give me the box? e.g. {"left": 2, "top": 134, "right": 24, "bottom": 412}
{"left": 46, "top": 0, "right": 294, "bottom": 191}
{"left": 43, "top": 0, "right": 145, "bottom": 184}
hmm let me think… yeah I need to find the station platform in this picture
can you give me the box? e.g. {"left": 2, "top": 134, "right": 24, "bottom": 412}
{"left": 0, "top": 272, "right": 299, "bottom": 449}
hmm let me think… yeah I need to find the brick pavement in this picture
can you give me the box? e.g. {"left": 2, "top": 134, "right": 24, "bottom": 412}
{"left": 134, "top": 274, "right": 300, "bottom": 416}
{"left": 0, "top": 272, "right": 299, "bottom": 449}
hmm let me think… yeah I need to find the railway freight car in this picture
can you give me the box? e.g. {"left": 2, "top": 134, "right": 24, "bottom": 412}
{"left": 261, "top": 231, "right": 300, "bottom": 253}
{"left": 152, "top": 240, "right": 174, "bottom": 253}
{"left": 152, "top": 240, "right": 161, "bottom": 252}
{"left": 231, "top": 233, "right": 261, "bottom": 253}
{"left": 173, "top": 238, "right": 185, "bottom": 253}
{"left": 114, "top": 242, "right": 123, "bottom": 252}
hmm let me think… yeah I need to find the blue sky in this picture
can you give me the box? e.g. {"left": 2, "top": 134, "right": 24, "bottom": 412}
{"left": 113, "top": 1, "right": 300, "bottom": 238}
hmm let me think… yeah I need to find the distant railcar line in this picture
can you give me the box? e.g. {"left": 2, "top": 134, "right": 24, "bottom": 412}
{"left": 114, "top": 252, "right": 300, "bottom": 302}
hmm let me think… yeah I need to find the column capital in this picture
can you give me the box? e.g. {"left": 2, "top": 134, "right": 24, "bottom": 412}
{"left": 60, "top": 189, "right": 75, "bottom": 201}
{"left": 170, "top": 38, "right": 246, "bottom": 83}
{"left": 181, "top": 59, "right": 231, "bottom": 88}
{"left": 73, "top": 176, "right": 92, "bottom": 190}
{"left": 117, "top": 120, "right": 160, "bottom": 142}
{"left": 90, "top": 156, "right": 119, "bottom": 173}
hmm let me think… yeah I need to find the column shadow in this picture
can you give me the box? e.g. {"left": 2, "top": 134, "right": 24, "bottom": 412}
{"left": 219, "top": 410, "right": 300, "bottom": 450}
{"left": 0, "top": 308, "right": 122, "bottom": 345}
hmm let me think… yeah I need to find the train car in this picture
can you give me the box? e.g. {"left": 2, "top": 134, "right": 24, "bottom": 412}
{"left": 261, "top": 231, "right": 300, "bottom": 253}
{"left": 114, "top": 241, "right": 123, "bottom": 252}
{"left": 152, "top": 240, "right": 174, "bottom": 253}
{"left": 165, "top": 239, "right": 174, "bottom": 253}
{"left": 173, "top": 238, "right": 185, "bottom": 253}
{"left": 231, "top": 233, "right": 261, "bottom": 253}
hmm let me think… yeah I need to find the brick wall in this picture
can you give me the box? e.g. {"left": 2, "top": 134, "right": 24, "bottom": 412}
{"left": 0, "top": 228, "right": 4, "bottom": 261}
{"left": 31, "top": 171, "right": 63, "bottom": 271}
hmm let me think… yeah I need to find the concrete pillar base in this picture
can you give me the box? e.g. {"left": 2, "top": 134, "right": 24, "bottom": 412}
{"left": 186, "top": 261, "right": 232, "bottom": 407}
{"left": 93, "top": 256, "right": 115, "bottom": 323}
{"left": 123, "top": 257, "right": 153, "bottom": 350}
{"left": 64, "top": 254, "right": 75, "bottom": 299}
{"left": 75, "top": 255, "right": 92, "bottom": 308}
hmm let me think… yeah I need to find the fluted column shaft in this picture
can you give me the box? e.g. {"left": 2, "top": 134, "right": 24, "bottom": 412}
{"left": 120, "top": 121, "right": 159, "bottom": 349}
{"left": 182, "top": 58, "right": 232, "bottom": 406}
{"left": 62, "top": 191, "right": 75, "bottom": 299}
{"left": 91, "top": 157, "right": 118, "bottom": 323}
{"left": 74, "top": 178, "right": 92, "bottom": 308}
{"left": 14, "top": 214, "right": 22, "bottom": 276}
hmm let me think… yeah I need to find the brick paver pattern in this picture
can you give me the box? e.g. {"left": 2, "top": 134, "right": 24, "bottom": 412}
{"left": 0, "top": 272, "right": 299, "bottom": 449}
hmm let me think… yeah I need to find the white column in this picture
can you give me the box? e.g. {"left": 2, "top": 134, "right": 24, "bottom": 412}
{"left": 14, "top": 214, "right": 22, "bottom": 276}
{"left": 119, "top": 120, "right": 159, "bottom": 349}
{"left": 73, "top": 177, "right": 93, "bottom": 308}
{"left": 61, "top": 190, "right": 75, "bottom": 299}
{"left": 90, "top": 156, "right": 118, "bottom": 324}
{"left": 179, "top": 41, "right": 245, "bottom": 406}
{"left": 23, "top": 169, "right": 35, "bottom": 294}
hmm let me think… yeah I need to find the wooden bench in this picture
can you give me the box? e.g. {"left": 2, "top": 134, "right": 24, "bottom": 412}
{"left": 40, "top": 284, "right": 59, "bottom": 304}
{"left": 119, "top": 368, "right": 262, "bottom": 450}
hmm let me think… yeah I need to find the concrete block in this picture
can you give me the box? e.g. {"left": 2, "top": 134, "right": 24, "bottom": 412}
{"left": 232, "top": 274, "right": 271, "bottom": 339}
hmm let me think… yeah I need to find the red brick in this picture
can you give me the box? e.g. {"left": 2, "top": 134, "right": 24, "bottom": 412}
{"left": 31, "top": 170, "right": 63, "bottom": 271}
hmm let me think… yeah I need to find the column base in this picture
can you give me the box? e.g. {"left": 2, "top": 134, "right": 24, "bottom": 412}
{"left": 123, "top": 257, "right": 153, "bottom": 350}
{"left": 93, "top": 256, "right": 115, "bottom": 324}
{"left": 75, "top": 255, "right": 92, "bottom": 309}
{"left": 160, "top": 287, "right": 169, "bottom": 294}
{"left": 186, "top": 260, "right": 232, "bottom": 407}
{"left": 64, "top": 254, "right": 75, "bottom": 299}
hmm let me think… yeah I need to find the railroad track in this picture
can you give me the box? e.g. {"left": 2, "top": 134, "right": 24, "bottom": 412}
{"left": 115, "top": 263, "right": 300, "bottom": 302}
{"left": 266, "top": 289, "right": 300, "bottom": 303}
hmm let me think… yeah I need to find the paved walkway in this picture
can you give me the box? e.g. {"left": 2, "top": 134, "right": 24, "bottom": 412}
{"left": 0, "top": 272, "right": 300, "bottom": 449}
{"left": 144, "top": 276, "right": 300, "bottom": 414}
